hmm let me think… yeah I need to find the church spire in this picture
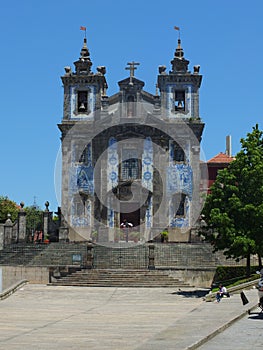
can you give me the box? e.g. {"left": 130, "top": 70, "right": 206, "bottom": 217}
{"left": 174, "top": 39, "right": 184, "bottom": 58}
{"left": 170, "top": 38, "right": 189, "bottom": 74}
{"left": 80, "top": 38, "right": 90, "bottom": 60}
{"left": 74, "top": 37, "right": 93, "bottom": 75}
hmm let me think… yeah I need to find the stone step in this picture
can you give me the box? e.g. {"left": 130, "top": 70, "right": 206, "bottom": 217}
{"left": 50, "top": 282, "right": 189, "bottom": 287}
{"left": 0, "top": 243, "right": 49, "bottom": 265}
{"left": 50, "top": 268, "right": 191, "bottom": 288}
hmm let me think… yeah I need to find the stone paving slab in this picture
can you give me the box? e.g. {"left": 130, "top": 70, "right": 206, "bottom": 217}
{"left": 0, "top": 284, "right": 259, "bottom": 349}
{"left": 136, "top": 288, "right": 258, "bottom": 350}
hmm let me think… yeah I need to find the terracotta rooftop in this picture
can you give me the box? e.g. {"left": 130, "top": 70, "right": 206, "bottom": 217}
{"left": 207, "top": 152, "right": 234, "bottom": 164}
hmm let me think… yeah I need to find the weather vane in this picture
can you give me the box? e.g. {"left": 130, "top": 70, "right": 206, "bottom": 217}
{"left": 80, "top": 26, "right": 87, "bottom": 38}
{"left": 174, "top": 25, "right": 180, "bottom": 39}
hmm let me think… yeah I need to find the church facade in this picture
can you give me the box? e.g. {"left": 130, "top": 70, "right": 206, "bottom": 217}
{"left": 58, "top": 36, "right": 206, "bottom": 243}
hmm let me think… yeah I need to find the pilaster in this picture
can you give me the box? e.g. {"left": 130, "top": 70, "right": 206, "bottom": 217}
{"left": 4, "top": 215, "right": 13, "bottom": 246}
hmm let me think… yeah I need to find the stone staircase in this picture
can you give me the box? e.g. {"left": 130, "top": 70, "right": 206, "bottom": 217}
{"left": 0, "top": 242, "right": 249, "bottom": 270}
{"left": 92, "top": 243, "right": 221, "bottom": 269}
{"left": 49, "top": 268, "right": 192, "bottom": 288}
{"left": 0, "top": 243, "right": 87, "bottom": 267}
{"left": 93, "top": 244, "right": 148, "bottom": 269}
{"left": 154, "top": 243, "right": 221, "bottom": 268}
{"left": 30, "top": 243, "right": 87, "bottom": 266}
{"left": 0, "top": 243, "right": 49, "bottom": 265}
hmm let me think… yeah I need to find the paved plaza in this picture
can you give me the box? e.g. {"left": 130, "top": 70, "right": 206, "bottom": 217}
{"left": 0, "top": 284, "right": 259, "bottom": 349}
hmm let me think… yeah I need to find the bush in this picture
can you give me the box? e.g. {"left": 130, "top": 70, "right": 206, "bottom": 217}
{"left": 211, "top": 266, "right": 259, "bottom": 289}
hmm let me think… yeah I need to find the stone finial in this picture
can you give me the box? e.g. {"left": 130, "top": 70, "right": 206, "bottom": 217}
{"left": 174, "top": 39, "right": 184, "bottom": 58}
{"left": 45, "top": 201, "right": 49, "bottom": 211}
{"left": 5, "top": 213, "right": 12, "bottom": 225}
{"left": 96, "top": 66, "right": 106, "bottom": 75}
{"left": 19, "top": 201, "right": 25, "bottom": 212}
{"left": 64, "top": 66, "right": 72, "bottom": 75}
{"left": 80, "top": 38, "right": 90, "bottom": 60}
{"left": 170, "top": 39, "right": 189, "bottom": 73}
{"left": 193, "top": 65, "right": 200, "bottom": 74}
{"left": 158, "top": 65, "right": 166, "bottom": 75}
{"left": 74, "top": 38, "right": 92, "bottom": 75}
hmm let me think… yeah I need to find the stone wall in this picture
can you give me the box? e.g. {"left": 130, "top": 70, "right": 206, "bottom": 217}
{"left": 167, "top": 267, "right": 216, "bottom": 288}
{"left": 0, "top": 266, "right": 49, "bottom": 291}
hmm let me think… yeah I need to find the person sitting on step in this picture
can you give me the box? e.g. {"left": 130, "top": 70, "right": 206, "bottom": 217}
{"left": 216, "top": 284, "right": 230, "bottom": 302}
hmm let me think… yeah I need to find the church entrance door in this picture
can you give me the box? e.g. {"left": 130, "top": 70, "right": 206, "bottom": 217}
{"left": 120, "top": 202, "right": 140, "bottom": 228}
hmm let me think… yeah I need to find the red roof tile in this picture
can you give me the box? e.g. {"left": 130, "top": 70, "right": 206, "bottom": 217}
{"left": 207, "top": 152, "right": 234, "bottom": 164}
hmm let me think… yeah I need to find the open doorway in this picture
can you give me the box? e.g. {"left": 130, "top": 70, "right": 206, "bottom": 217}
{"left": 120, "top": 202, "right": 140, "bottom": 228}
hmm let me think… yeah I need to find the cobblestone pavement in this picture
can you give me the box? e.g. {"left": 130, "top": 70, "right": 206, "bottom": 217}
{"left": 0, "top": 284, "right": 259, "bottom": 350}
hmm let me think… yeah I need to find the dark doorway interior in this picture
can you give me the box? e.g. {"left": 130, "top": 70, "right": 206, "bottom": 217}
{"left": 120, "top": 202, "right": 140, "bottom": 227}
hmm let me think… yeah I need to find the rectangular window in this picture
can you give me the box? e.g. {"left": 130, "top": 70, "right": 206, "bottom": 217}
{"left": 121, "top": 158, "right": 139, "bottom": 180}
{"left": 121, "top": 149, "right": 140, "bottom": 180}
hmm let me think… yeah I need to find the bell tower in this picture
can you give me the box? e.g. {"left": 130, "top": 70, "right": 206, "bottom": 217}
{"left": 158, "top": 38, "right": 202, "bottom": 120}
{"left": 61, "top": 37, "right": 107, "bottom": 122}
{"left": 156, "top": 37, "right": 205, "bottom": 241}
{"left": 58, "top": 36, "right": 108, "bottom": 241}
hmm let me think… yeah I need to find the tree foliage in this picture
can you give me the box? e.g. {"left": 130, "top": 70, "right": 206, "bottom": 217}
{"left": 0, "top": 196, "right": 45, "bottom": 241}
{"left": 0, "top": 196, "right": 19, "bottom": 223}
{"left": 25, "top": 205, "right": 43, "bottom": 239}
{"left": 200, "top": 125, "right": 263, "bottom": 274}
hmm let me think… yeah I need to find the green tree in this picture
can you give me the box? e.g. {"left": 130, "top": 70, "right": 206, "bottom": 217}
{"left": 25, "top": 205, "right": 43, "bottom": 241}
{"left": 0, "top": 196, "right": 19, "bottom": 223}
{"left": 200, "top": 125, "right": 263, "bottom": 276}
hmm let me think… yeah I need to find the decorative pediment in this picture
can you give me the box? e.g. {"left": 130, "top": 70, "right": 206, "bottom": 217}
{"left": 118, "top": 77, "right": 145, "bottom": 90}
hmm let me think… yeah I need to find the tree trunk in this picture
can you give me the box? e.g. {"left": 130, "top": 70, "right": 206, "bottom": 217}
{"left": 258, "top": 254, "right": 262, "bottom": 270}
{"left": 246, "top": 254, "right": 251, "bottom": 277}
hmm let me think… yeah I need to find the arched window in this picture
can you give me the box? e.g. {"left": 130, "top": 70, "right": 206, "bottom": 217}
{"left": 77, "top": 91, "right": 88, "bottom": 113}
{"left": 174, "top": 90, "right": 185, "bottom": 111}
{"left": 171, "top": 141, "right": 185, "bottom": 162}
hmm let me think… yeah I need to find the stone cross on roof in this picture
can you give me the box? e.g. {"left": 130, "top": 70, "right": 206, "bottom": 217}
{"left": 125, "top": 61, "right": 140, "bottom": 84}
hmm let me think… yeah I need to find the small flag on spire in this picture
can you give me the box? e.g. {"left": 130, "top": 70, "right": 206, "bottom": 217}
{"left": 80, "top": 26, "right": 86, "bottom": 31}
{"left": 174, "top": 26, "right": 180, "bottom": 31}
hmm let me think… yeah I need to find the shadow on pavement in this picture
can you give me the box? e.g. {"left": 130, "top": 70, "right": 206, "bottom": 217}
{"left": 171, "top": 289, "right": 209, "bottom": 298}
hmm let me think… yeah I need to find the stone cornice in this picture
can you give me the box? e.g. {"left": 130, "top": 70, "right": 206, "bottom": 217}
{"left": 61, "top": 74, "right": 107, "bottom": 87}
{"left": 158, "top": 74, "right": 202, "bottom": 88}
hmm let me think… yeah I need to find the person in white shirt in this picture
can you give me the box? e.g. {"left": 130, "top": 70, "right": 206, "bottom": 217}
{"left": 216, "top": 284, "right": 229, "bottom": 302}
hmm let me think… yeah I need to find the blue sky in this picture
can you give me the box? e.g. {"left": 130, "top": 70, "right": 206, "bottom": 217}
{"left": 0, "top": 0, "right": 262, "bottom": 211}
